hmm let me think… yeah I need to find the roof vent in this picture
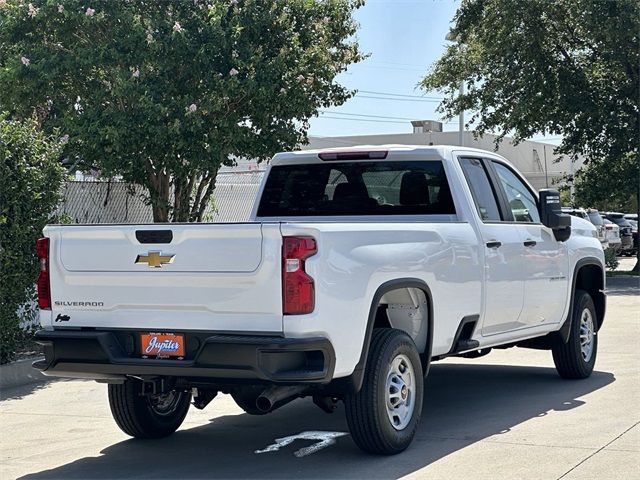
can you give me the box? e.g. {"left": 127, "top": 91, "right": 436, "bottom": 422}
{"left": 411, "top": 120, "right": 443, "bottom": 134}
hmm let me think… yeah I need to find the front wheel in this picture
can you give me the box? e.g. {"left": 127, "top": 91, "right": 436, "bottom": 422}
{"left": 108, "top": 379, "right": 191, "bottom": 438}
{"left": 344, "top": 329, "right": 424, "bottom": 455}
{"left": 552, "top": 289, "right": 598, "bottom": 379}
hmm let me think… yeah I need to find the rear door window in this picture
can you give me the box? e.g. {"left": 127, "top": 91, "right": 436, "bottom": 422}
{"left": 257, "top": 161, "right": 456, "bottom": 217}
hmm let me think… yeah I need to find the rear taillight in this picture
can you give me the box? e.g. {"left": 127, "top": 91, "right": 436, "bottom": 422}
{"left": 282, "top": 236, "right": 317, "bottom": 315}
{"left": 36, "top": 237, "right": 51, "bottom": 310}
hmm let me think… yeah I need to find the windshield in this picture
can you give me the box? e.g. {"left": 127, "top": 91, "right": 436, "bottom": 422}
{"left": 587, "top": 212, "right": 603, "bottom": 226}
{"left": 610, "top": 217, "right": 632, "bottom": 227}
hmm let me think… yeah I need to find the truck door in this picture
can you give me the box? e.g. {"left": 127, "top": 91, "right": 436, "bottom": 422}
{"left": 490, "top": 161, "right": 570, "bottom": 327}
{"left": 459, "top": 157, "right": 526, "bottom": 335}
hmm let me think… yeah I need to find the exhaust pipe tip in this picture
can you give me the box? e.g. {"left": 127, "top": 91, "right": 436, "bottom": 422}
{"left": 254, "top": 385, "right": 306, "bottom": 413}
{"left": 255, "top": 396, "right": 273, "bottom": 413}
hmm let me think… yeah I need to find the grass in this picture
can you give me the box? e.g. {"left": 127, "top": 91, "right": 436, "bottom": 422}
{"left": 607, "top": 270, "right": 639, "bottom": 277}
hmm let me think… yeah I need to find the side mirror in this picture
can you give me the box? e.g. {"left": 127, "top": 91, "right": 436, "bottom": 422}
{"left": 539, "top": 189, "right": 571, "bottom": 242}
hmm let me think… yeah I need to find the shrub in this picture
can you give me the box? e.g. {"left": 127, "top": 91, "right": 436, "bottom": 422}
{"left": 604, "top": 248, "right": 619, "bottom": 272}
{"left": 0, "top": 116, "right": 65, "bottom": 364}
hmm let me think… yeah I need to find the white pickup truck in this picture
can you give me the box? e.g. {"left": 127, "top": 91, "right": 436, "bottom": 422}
{"left": 34, "top": 145, "right": 606, "bottom": 455}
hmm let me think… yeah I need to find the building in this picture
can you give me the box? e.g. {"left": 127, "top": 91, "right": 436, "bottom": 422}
{"left": 305, "top": 120, "right": 584, "bottom": 191}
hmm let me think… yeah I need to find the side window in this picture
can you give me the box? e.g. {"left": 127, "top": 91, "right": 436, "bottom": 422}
{"left": 460, "top": 157, "right": 501, "bottom": 221}
{"left": 492, "top": 162, "right": 540, "bottom": 223}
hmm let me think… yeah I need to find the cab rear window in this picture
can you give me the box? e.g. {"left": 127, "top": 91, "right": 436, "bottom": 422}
{"left": 257, "top": 161, "right": 455, "bottom": 217}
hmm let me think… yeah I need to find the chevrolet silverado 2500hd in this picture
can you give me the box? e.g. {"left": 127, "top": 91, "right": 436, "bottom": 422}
{"left": 34, "top": 145, "right": 605, "bottom": 455}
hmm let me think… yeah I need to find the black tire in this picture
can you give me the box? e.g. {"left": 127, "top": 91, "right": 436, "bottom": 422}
{"left": 231, "top": 386, "right": 269, "bottom": 415}
{"left": 108, "top": 379, "right": 191, "bottom": 439}
{"left": 552, "top": 289, "right": 598, "bottom": 379}
{"left": 345, "top": 328, "right": 424, "bottom": 455}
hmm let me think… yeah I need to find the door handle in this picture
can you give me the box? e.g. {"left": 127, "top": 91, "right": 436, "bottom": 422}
{"left": 524, "top": 240, "right": 537, "bottom": 247}
{"left": 486, "top": 240, "right": 502, "bottom": 249}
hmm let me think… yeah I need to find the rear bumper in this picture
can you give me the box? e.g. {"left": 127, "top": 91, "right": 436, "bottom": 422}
{"left": 33, "top": 329, "right": 335, "bottom": 384}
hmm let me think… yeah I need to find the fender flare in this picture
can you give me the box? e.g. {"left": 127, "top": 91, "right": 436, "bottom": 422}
{"left": 559, "top": 257, "right": 606, "bottom": 343}
{"left": 335, "top": 278, "right": 434, "bottom": 394}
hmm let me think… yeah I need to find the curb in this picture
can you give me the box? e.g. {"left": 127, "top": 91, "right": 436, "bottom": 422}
{"left": 0, "top": 357, "right": 46, "bottom": 390}
{"left": 606, "top": 275, "right": 639, "bottom": 290}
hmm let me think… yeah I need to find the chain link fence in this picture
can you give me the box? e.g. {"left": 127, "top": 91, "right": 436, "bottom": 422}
{"left": 58, "top": 170, "right": 266, "bottom": 224}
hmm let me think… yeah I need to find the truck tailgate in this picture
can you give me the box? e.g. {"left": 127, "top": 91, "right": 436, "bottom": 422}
{"left": 44, "top": 223, "right": 283, "bottom": 332}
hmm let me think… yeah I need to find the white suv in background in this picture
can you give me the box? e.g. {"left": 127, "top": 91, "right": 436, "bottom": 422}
{"left": 603, "top": 219, "right": 622, "bottom": 252}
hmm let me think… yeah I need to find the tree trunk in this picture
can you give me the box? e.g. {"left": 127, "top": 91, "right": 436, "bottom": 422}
{"left": 190, "top": 168, "right": 219, "bottom": 222}
{"left": 147, "top": 161, "right": 222, "bottom": 223}
{"left": 174, "top": 173, "right": 200, "bottom": 222}
{"left": 150, "top": 169, "right": 171, "bottom": 223}
{"left": 634, "top": 178, "right": 639, "bottom": 272}
{"left": 152, "top": 202, "right": 169, "bottom": 223}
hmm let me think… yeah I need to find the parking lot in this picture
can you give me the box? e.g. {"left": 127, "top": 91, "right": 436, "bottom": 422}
{"left": 1, "top": 277, "right": 638, "bottom": 480}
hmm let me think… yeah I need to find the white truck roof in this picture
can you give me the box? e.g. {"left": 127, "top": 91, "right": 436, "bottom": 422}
{"left": 270, "top": 144, "right": 507, "bottom": 166}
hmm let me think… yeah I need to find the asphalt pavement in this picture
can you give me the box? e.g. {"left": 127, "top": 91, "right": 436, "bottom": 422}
{"left": 1, "top": 279, "right": 638, "bottom": 479}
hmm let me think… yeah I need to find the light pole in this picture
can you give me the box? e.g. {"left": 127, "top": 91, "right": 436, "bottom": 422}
{"left": 445, "top": 31, "right": 465, "bottom": 147}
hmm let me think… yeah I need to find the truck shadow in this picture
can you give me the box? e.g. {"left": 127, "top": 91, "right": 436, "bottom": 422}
{"left": 20, "top": 363, "right": 614, "bottom": 480}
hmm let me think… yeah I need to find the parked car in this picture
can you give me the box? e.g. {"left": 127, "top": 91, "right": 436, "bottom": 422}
{"left": 561, "top": 207, "right": 588, "bottom": 219}
{"left": 624, "top": 215, "right": 638, "bottom": 253}
{"left": 585, "top": 209, "right": 608, "bottom": 248}
{"left": 603, "top": 219, "right": 622, "bottom": 252}
{"left": 564, "top": 208, "right": 607, "bottom": 249}
{"left": 604, "top": 212, "right": 635, "bottom": 256}
{"left": 33, "top": 145, "right": 606, "bottom": 455}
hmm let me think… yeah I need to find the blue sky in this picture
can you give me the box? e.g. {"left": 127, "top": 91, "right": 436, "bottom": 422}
{"left": 308, "top": 0, "right": 461, "bottom": 137}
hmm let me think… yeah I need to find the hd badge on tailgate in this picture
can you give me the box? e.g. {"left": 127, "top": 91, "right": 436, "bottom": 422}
{"left": 141, "top": 333, "right": 185, "bottom": 359}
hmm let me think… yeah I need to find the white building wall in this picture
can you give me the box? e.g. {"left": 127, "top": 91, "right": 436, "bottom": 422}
{"left": 306, "top": 131, "right": 583, "bottom": 191}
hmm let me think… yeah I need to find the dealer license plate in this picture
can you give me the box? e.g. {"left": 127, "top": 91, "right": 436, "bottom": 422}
{"left": 140, "top": 332, "right": 185, "bottom": 359}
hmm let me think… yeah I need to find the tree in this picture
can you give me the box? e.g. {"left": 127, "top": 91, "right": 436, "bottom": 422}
{"left": 0, "top": 116, "right": 65, "bottom": 364}
{"left": 574, "top": 154, "right": 638, "bottom": 214}
{"left": 421, "top": 0, "right": 639, "bottom": 269}
{"left": 0, "top": 0, "right": 363, "bottom": 222}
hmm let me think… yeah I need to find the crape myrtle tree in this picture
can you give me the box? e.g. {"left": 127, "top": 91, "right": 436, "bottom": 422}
{"left": 0, "top": 0, "right": 364, "bottom": 222}
{"left": 421, "top": 0, "right": 640, "bottom": 269}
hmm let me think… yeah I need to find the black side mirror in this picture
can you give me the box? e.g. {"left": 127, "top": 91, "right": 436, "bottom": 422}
{"left": 539, "top": 189, "right": 571, "bottom": 242}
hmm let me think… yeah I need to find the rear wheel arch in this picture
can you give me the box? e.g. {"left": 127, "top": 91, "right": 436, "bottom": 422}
{"left": 357, "top": 279, "right": 434, "bottom": 385}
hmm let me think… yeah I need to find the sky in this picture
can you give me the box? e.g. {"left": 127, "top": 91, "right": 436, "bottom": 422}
{"left": 308, "top": 0, "right": 560, "bottom": 145}
{"left": 308, "top": 0, "right": 461, "bottom": 138}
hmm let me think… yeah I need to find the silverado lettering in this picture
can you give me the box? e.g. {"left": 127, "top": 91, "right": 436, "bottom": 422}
{"left": 54, "top": 301, "right": 104, "bottom": 307}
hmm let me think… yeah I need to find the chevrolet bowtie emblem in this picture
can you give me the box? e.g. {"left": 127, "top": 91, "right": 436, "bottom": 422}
{"left": 135, "top": 251, "right": 175, "bottom": 268}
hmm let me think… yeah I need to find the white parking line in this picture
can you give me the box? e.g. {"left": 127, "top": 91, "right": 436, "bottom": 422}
{"left": 255, "top": 431, "right": 349, "bottom": 457}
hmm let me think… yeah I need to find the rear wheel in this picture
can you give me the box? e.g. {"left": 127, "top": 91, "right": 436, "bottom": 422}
{"left": 345, "top": 329, "right": 424, "bottom": 455}
{"left": 552, "top": 290, "right": 598, "bottom": 379}
{"left": 108, "top": 379, "right": 191, "bottom": 438}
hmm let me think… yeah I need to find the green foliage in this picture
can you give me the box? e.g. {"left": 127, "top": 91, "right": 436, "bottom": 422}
{"left": 0, "top": 0, "right": 364, "bottom": 221}
{"left": 422, "top": 0, "right": 639, "bottom": 159}
{"left": 603, "top": 248, "right": 619, "bottom": 272}
{"left": 574, "top": 154, "right": 639, "bottom": 213}
{"left": 422, "top": 0, "right": 640, "bottom": 268}
{"left": 0, "top": 116, "right": 65, "bottom": 364}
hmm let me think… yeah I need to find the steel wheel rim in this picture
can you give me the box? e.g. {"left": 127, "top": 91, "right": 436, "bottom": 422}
{"left": 579, "top": 308, "right": 595, "bottom": 363}
{"left": 147, "top": 390, "right": 184, "bottom": 416}
{"left": 385, "top": 353, "right": 416, "bottom": 430}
